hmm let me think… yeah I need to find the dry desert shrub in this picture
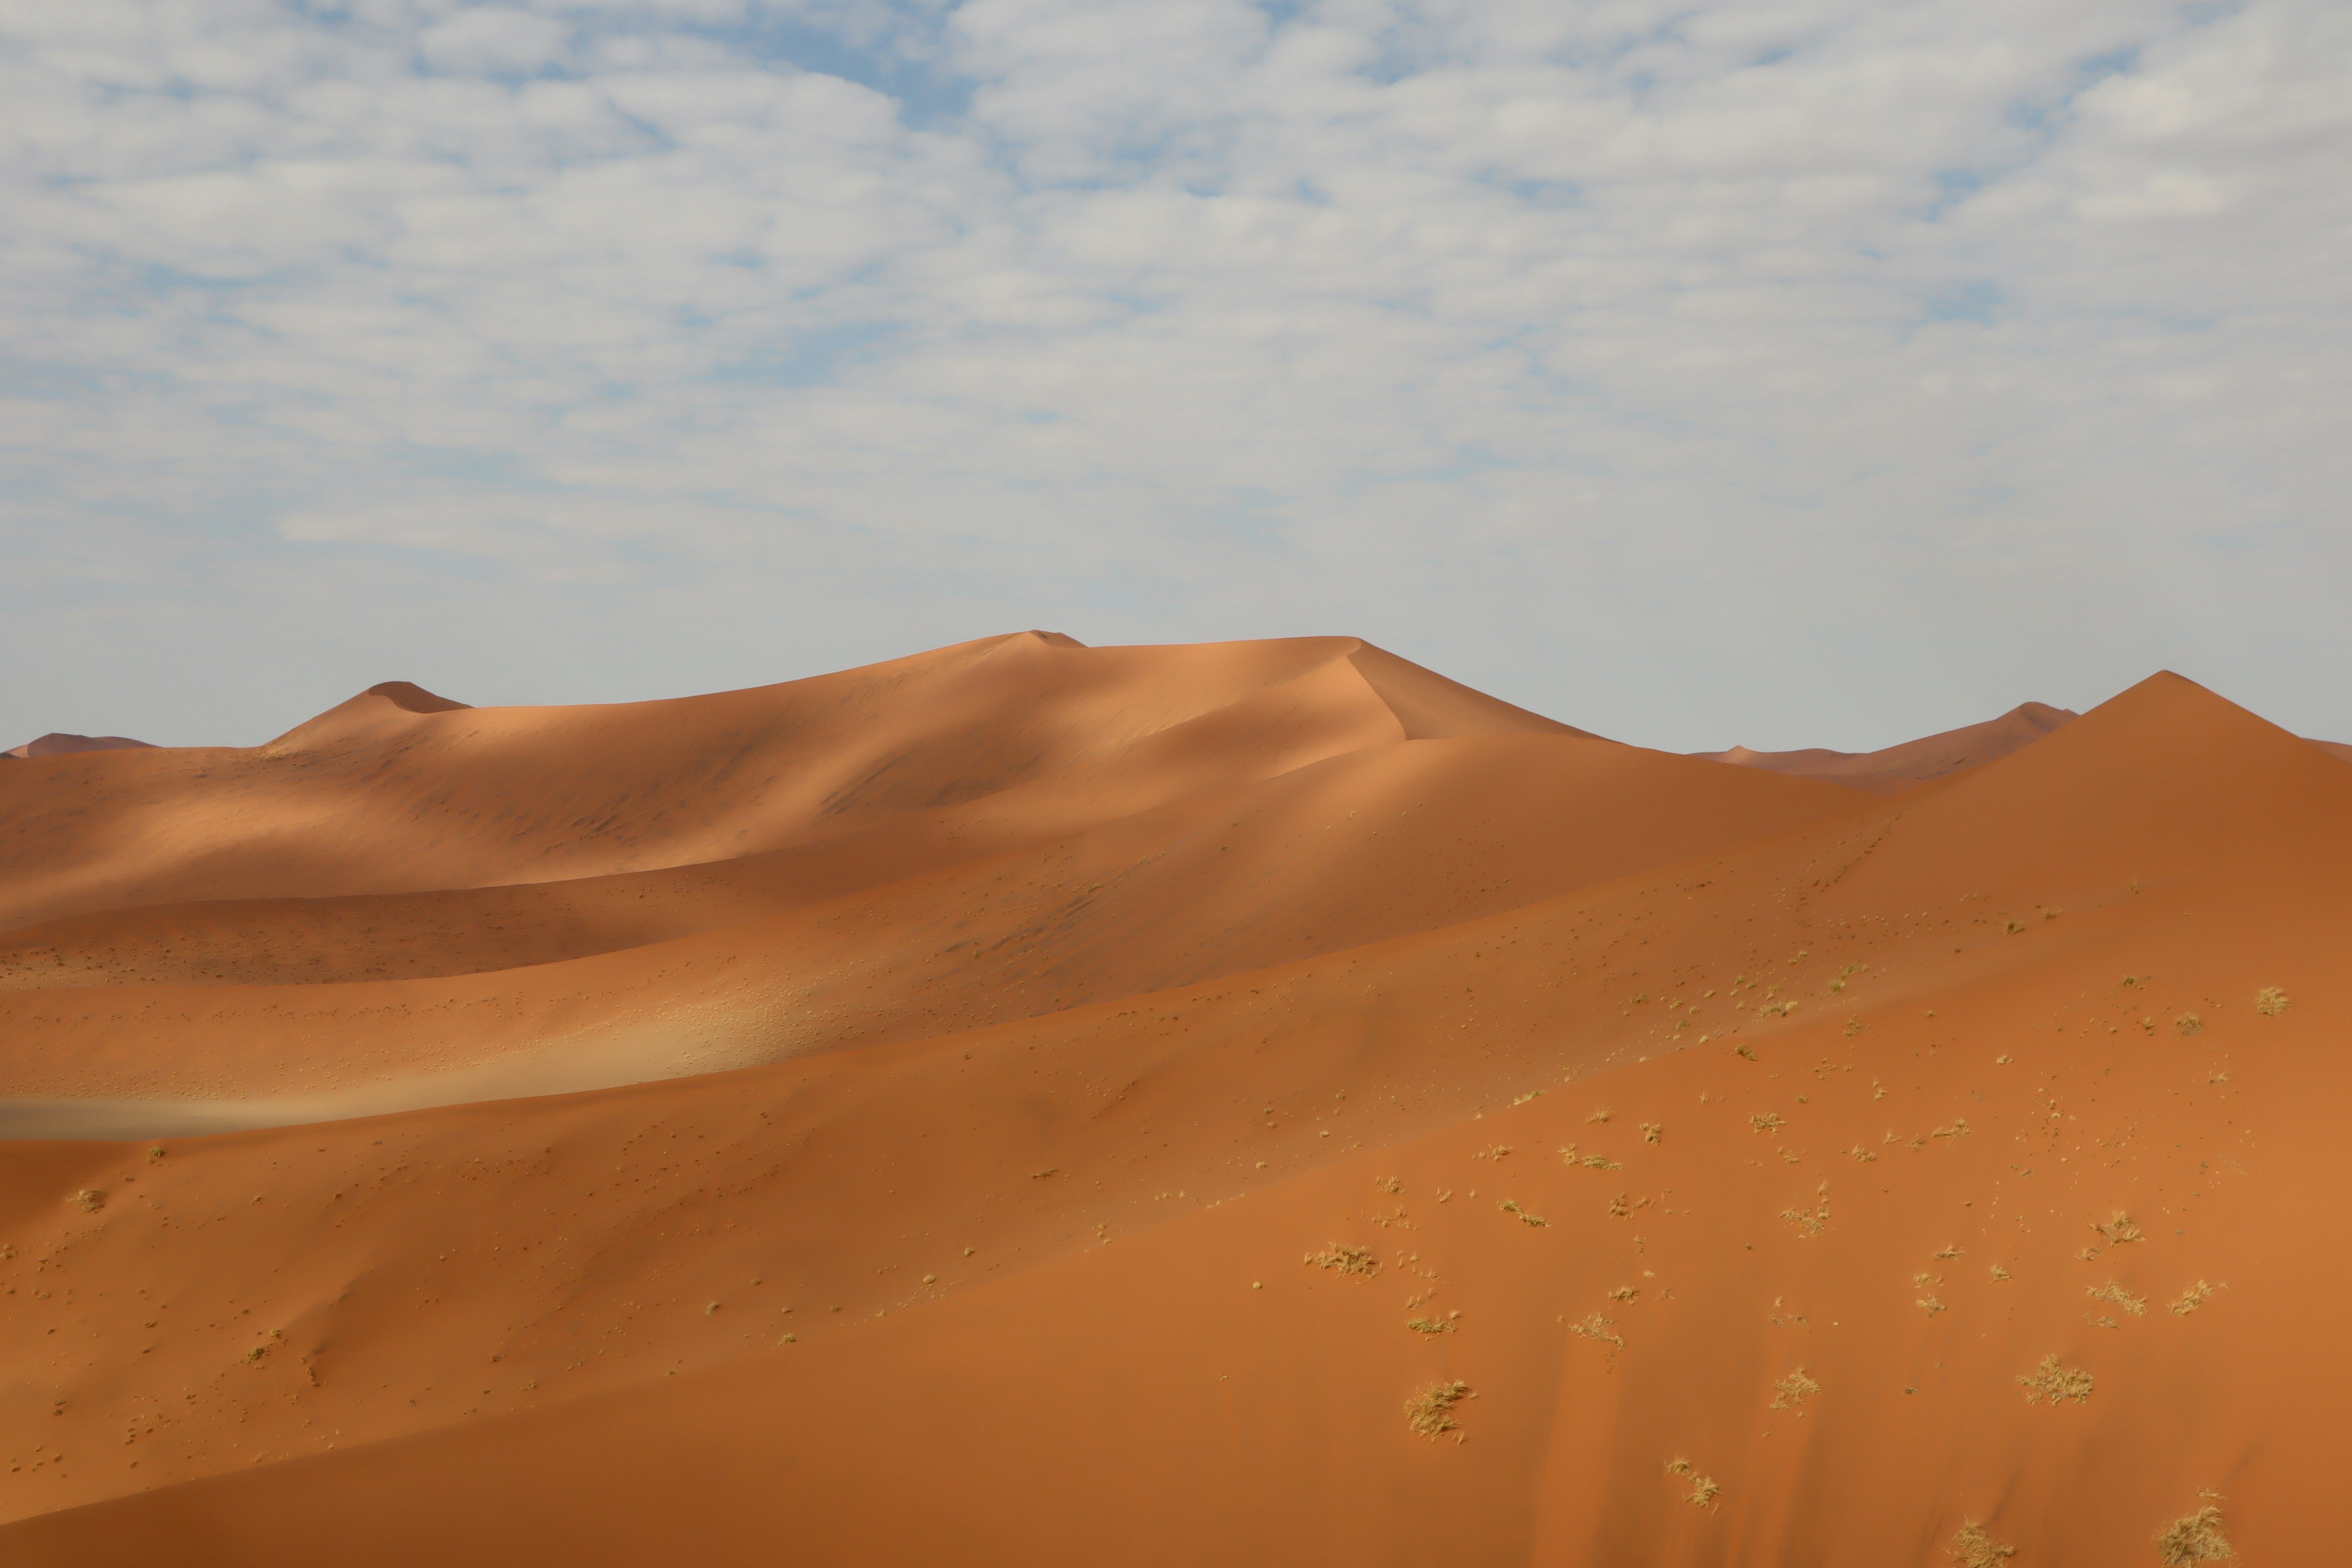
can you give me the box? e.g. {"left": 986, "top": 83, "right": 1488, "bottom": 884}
{"left": 1404, "top": 1380, "right": 1472, "bottom": 1439}
{"left": 1949, "top": 1520, "right": 2017, "bottom": 1566}
{"left": 1750, "top": 1112, "right": 1784, "bottom": 1133}
{"left": 1642, "top": 1121, "right": 1664, "bottom": 1144}
{"left": 1304, "top": 1243, "right": 1379, "bottom": 1277}
{"left": 2174, "top": 1013, "right": 2203, "bottom": 1037}
{"left": 69, "top": 1189, "right": 105, "bottom": 1212}
{"left": 2255, "top": 987, "right": 2289, "bottom": 1016}
{"left": 1406, "top": 1312, "right": 1460, "bottom": 1335}
{"left": 2018, "top": 1355, "right": 2094, "bottom": 1404}
{"left": 2155, "top": 1500, "right": 2234, "bottom": 1564}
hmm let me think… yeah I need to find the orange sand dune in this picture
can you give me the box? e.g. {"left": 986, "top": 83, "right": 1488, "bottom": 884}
{"left": 0, "top": 731, "right": 1858, "bottom": 1125}
{"left": 0, "top": 632, "right": 1580, "bottom": 936}
{"left": 1697, "top": 701, "right": 2078, "bottom": 793}
{"left": 0, "top": 644, "right": 2343, "bottom": 1566}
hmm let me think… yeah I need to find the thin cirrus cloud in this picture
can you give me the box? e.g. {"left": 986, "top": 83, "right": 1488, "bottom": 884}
{"left": 1, "top": 0, "right": 2346, "bottom": 750}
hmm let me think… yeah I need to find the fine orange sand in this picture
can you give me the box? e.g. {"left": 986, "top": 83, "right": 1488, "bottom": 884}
{"left": 0, "top": 633, "right": 2343, "bottom": 1565}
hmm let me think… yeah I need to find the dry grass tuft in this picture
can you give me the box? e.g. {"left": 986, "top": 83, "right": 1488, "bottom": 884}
{"left": 1750, "top": 1112, "right": 1784, "bottom": 1133}
{"left": 2086, "top": 1281, "right": 2147, "bottom": 1316}
{"left": 2094, "top": 1212, "right": 2144, "bottom": 1247}
{"left": 1770, "top": 1368, "right": 1820, "bottom": 1410}
{"left": 1404, "top": 1380, "right": 1473, "bottom": 1439}
{"left": 2174, "top": 1012, "right": 2203, "bottom": 1037}
{"left": 2154, "top": 1501, "right": 2233, "bottom": 1564}
{"left": 1642, "top": 1121, "right": 1663, "bottom": 1144}
{"left": 2255, "top": 987, "right": 2288, "bottom": 1017}
{"left": 1567, "top": 1313, "right": 1624, "bottom": 1349}
{"left": 1780, "top": 1182, "right": 1831, "bottom": 1237}
{"left": 2018, "top": 1354, "right": 2094, "bottom": 1404}
{"left": 1406, "top": 1311, "right": 1461, "bottom": 1335}
{"left": 2169, "top": 1280, "right": 2224, "bottom": 1315}
{"left": 1304, "top": 1243, "right": 1379, "bottom": 1277}
{"left": 1949, "top": 1520, "right": 2017, "bottom": 1566}
{"left": 69, "top": 1188, "right": 105, "bottom": 1212}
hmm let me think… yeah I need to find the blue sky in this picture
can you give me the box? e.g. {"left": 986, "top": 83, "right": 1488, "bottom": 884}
{"left": 4, "top": 0, "right": 2348, "bottom": 750}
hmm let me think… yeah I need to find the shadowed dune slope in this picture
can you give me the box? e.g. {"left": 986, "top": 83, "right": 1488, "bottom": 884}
{"left": 1, "top": 653, "right": 2346, "bottom": 1565}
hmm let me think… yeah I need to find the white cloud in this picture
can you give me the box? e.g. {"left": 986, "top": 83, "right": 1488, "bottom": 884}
{"left": 1, "top": 0, "right": 2348, "bottom": 750}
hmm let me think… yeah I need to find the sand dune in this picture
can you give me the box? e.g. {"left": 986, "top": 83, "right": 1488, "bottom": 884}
{"left": 0, "top": 641, "right": 2340, "bottom": 1564}
{"left": 1695, "top": 700, "right": 2078, "bottom": 793}
{"left": 3, "top": 734, "right": 156, "bottom": 760}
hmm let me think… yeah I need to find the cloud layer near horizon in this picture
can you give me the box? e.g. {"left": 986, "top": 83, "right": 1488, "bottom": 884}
{"left": 4, "top": 0, "right": 2348, "bottom": 748}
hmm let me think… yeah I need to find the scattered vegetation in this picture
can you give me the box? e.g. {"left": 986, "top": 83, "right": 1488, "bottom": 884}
{"left": 1607, "top": 1285, "right": 1640, "bottom": 1302}
{"left": 1404, "top": 1381, "right": 1473, "bottom": 1439}
{"left": 1406, "top": 1311, "right": 1461, "bottom": 1335}
{"left": 1849, "top": 1144, "right": 1878, "bottom": 1162}
{"left": 1374, "top": 1175, "right": 1401, "bottom": 1194}
{"left": 1642, "top": 1122, "right": 1663, "bottom": 1144}
{"left": 2154, "top": 1499, "right": 2234, "bottom": 1564}
{"left": 1497, "top": 1199, "right": 1547, "bottom": 1227}
{"left": 1304, "top": 1243, "right": 1379, "bottom": 1277}
{"left": 1990, "top": 1265, "right": 2011, "bottom": 1282}
{"left": 2018, "top": 1355, "right": 2094, "bottom": 1404}
{"left": 1770, "top": 1368, "right": 1820, "bottom": 1410}
{"left": 1587, "top": 1109, "right": 1612, "bottom": 1124}
{"left": 69, "top": 1189, "right": 105, "bottom": 1212}
{"left": 1750, "top": 1112, "right": 1783, "bottom": 1134}
{"left": 1733, "top": 1042, "right": 1758, "bottom": 1061}
{"left": 1950, "top": 1520, "right": 2018, "bottom": 1566}
{"left": 2174, "top": 1013, "right": 2203, "bottom": 1037}
{"left": 2255, "top": 987, "right": 2289, "bottom": 1017}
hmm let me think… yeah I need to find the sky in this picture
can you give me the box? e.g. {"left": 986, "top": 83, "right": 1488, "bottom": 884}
{"left": 4, "top": 0, "right": 2348, "bottom": 752}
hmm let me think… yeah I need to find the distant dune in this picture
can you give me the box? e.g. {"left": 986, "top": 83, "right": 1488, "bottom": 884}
{"left": 0, "top": 638, "right": 2342, "bottom": 1566}
{"left": 3, "top": 733, "right": 156, "bottom": 760}
{"left": 1693, "top": 701, "right": 2079, "bottom": 793}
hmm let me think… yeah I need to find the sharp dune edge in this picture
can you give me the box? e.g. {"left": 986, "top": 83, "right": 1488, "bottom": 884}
{"left": 0, "top": 634, "right": 2343, "bottom": 1566}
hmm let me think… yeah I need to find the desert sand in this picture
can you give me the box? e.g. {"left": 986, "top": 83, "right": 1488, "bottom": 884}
{"left": 0, "top": 632, "right": 2339, "bottom": 1564}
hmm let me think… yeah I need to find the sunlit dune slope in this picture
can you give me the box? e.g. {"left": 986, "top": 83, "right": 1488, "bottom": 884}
{"left": 0, "top": 733, "right": 1860, "bottom": 1125}
{"left": 0, "top": 632, "right": 1580, "bottom": 936}
{"left": 1, "top": 654, "right": 2346, "bottom": 1564}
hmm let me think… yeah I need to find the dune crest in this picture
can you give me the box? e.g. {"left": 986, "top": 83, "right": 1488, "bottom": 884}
{"left": 1697, "top": 699, "right": 2076, "bottom": 793}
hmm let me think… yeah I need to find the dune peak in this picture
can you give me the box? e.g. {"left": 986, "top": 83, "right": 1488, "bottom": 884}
{"left": 360, "top": 680, "right": 470, "bottom": 714}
